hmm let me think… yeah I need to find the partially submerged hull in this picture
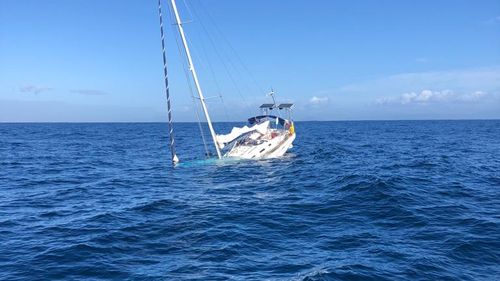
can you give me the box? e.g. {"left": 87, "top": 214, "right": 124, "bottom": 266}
{"left": 224, "top": 129, "right": 295, "bottom": 159}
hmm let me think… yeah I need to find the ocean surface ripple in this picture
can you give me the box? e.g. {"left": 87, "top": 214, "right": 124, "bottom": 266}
{"left": 0, "top": 121, "right": 499, "bottom": 280}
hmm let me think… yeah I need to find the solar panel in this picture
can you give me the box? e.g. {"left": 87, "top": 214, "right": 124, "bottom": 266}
{"left": 260, "top": 103, "right": 275, "bottom": 109}
{"left": 278, "top": 103, "right": 294, "bottom": 109}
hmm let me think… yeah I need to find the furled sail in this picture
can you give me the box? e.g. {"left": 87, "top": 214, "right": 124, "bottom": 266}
{"left": 216, "top": 121, "right": 270, "bottom": 148}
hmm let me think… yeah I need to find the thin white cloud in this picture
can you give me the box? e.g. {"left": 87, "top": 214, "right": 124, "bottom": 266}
{"left": 71, "top": 89, "right": 107, "bottom": 96}
{"left": 309, "top": 96, "right": 329, "bottom": 105}
{"left": 485, "top": 16, "right": 500, "bottom": 25}
{"left": 401, "top": 89, "right": 453, "bottom": 104}
{"left": 415, "top": 57, "right": 430, "bottom": 63}
{"left": 377, "top": 89, "right": 489, "bottom": 105}
{"left": 337, "top": 66, "right": 500, "bottom": 108}
{"left": 340, "top": 66, "right": 500, "bottom": 95}
{"left": 20, "top": 85, "right": 53, "bottom": 94}
{"left": 457, "top": 90, "right": 487, "bottom": 102}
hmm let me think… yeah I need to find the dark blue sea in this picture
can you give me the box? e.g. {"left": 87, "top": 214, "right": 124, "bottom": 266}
{"left": 1, "top": 121, "right": 499, "bottom": 280}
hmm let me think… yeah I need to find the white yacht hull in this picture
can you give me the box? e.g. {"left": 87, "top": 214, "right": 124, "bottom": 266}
{"left": 225, "top": 132, "right": 295, "bottom": 159}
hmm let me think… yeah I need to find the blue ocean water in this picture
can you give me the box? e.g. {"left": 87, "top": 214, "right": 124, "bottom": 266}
{"left": 0, "top": 121, "right": 499, "bottom": 280}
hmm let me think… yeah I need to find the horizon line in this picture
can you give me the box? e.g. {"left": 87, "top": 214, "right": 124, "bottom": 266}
{"left": 1, "top": 118, "right": 499, "bottom": 124}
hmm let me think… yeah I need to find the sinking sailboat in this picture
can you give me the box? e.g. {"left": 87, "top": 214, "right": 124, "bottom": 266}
{"left": 158, "top": 0, "right": 295, "bottom": 163}
{"left": 217, "top": 98, "right": 296, "bottom": 159}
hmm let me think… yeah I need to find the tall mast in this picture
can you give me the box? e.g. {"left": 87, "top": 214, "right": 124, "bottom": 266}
{"left": 158, "top": 0, "right": 179, "bottom": 164}
{"left": 169, "top": 0, "right": 222, "bottom": 159}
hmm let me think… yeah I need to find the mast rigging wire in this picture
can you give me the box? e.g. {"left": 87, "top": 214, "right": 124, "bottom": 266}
{"left": 196, "top": 0, "right": 266, "bottom": 95}
{"left": 184, "top": 32, "right": 232, "bottom": 123}
{"left": 192, "top": 12, "right": 251, "bottom": 113}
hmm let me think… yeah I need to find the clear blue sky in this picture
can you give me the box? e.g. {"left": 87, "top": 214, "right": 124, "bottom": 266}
{"left": 1, "top": 0, "right": 499, "bottom": 122}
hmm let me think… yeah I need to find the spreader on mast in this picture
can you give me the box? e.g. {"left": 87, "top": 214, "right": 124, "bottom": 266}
{"left": 169, "top": 0, "right": 222, "bottom": 159}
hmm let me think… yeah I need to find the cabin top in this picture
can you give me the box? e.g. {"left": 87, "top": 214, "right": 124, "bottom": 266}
{"left": 248, "top": 115, "right": 286, "bottom": 126}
